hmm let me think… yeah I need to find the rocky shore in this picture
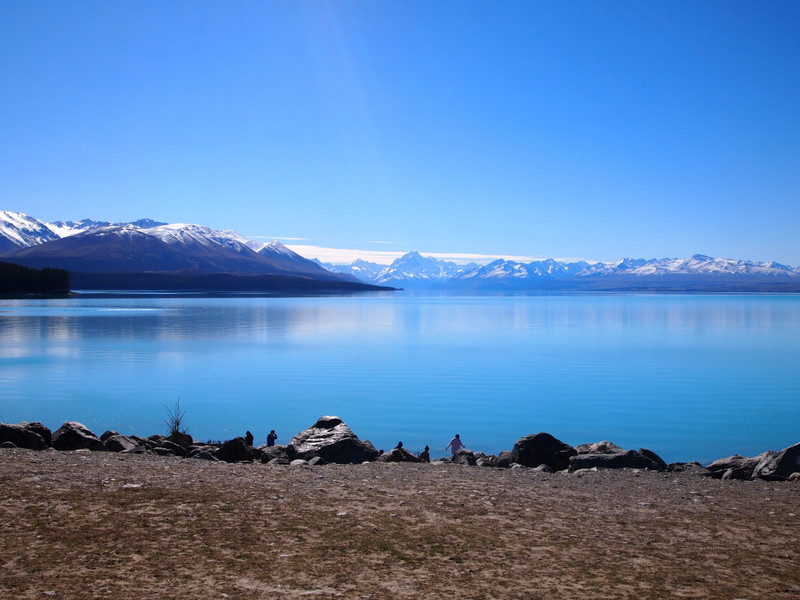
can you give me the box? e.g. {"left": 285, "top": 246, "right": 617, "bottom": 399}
{"left": 2, "top": 417, "right": 799, "bottom": 599}
{"left": 2, "top": 416, "right": 800, "bottom": 482}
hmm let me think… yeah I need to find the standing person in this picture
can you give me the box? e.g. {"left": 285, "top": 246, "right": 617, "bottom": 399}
{"left": 445, "top": 434, "right": 464, "bottom": 456}
{"left": 267, "top": 429, "right": 277, "bottom": 447}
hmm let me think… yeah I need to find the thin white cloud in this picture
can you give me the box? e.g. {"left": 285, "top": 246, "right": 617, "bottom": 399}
{"left": 247, "top": 235, "right": 309, "bottom": 241}
{"left": 287, "top": 245, "right": 403, "bottom": 265}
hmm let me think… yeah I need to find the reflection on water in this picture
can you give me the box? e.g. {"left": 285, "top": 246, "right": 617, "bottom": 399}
{"left": 1, "top": 293, "right": 799, "bottom": 463}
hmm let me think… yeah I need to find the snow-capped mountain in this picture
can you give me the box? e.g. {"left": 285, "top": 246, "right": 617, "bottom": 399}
{"left": 0, "top": 212, "right": 368, "bottom": 287}
{"left": 577, "top": 254, "right": 797, "bottom": 278}
{"left": 47, "top": 218, "right": 168, "bottom": 238}
{"left": 319, "top": 250, "right": 799, "bottom": 292}
{"left": 449, "top": 258, "right": 593, "bottom": 287}
{"left": 319, "top": 251, "right": 476, "bottom": 289}
{"left": 372, "top": 251, "right": 475, "bottom": 288}
{"left": 3, "top": 211, "right": 799, "bottom": 292}
{"left": 316, "top": 258, "right": 386, "bottom": 283}
{"left": 0, "top": 210, "right": 61, "bottom": 252}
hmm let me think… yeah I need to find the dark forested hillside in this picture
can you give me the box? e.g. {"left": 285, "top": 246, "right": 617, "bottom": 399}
{"left": 0, "top": 261, "right": 71, "bottom": 295}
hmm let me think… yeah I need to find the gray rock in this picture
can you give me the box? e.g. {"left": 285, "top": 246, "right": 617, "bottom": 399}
{"left": 571, "top": 467, "right": 598, "bottom": 476}
{"left": 531, "top": 464, "right": 554, "bottom": 473}
{"left": 290, "top": 459, "right": 309, "bottom": 466}
{"left": 131, "top": 435, "right": 157, "bottom": 449}
{"left": 569, "top": 449, "right": 663, "bottom": 472}
{"left": 307, "top": 456, "right": 325, "bottom": 466}
{"left": 260, "top": 445, "right": 290, "bottom": 464}
{"left": 510, "top": 432, "right": 576, "bottom": 471}
{"left": 752, "top": 443, "right": 800, "bottom": 481}
{"left": 159, "top": 440, "right": 187, "bottom": 457}
{"left": 574, "top": 441, "right": 624, "bottom": 454}
{"left": 0, "top": 422, "right": 48, "bottom": 450}
{"left": 495, "top": 451, "right": 513, "bottom": 469}
{"left": 788, "top": 472, "right": 800, "bottom": 482}
{"left": 267, "top": 457, "right": 291, "bottom": 465}
{"left": 452, "top": 449, "right": 477, "bottom": 466}
{"left": 380, "top": 447, "right": 422, "bottom": 463}
{"left": 100, "top": 430, "right": 119, "bottom": 442}
{"left": 217, "top": 437, "right": 255, "bottom": 463}
{"left": 476, "top": 454, "right": 499, "bottom": 467}
{"left": 167, "top": 431, "right": 193, "bottom": 449}
{"left": 638, "top": 448, "right": 668, "bottom": 471}
{"left": 52, "top": 422, "right": 105, "bottom": 452}
{"left": 706, "top": 454, "right": 764, "bottom": 480}
{"left": 23, "top": 422, "right": 52, "bottom": 447}
{"left": 287, "top": 416, "right": 380, "bottom": 464}
{"left": 187, "top": 445, "right": 218, "bottom": 459}
{"left": 104, "top": 434, "right": 139, "bottom": 453}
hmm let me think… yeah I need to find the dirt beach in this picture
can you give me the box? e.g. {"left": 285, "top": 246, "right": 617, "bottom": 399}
{"left": 1, "top": 448, "right": 799, "bottom": 600}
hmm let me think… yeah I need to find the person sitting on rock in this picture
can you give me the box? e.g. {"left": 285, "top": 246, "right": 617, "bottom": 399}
{"left": 419, "top": 445, "right": 430, "bottom": 462}
{"left": 445, "top": 434, "right": 464, "bottom": 456}
{"left": 245, "top": 430, "right": 254, "bottom": 446}
{"left": 267, "top": 429, "right": 277, "bottom": 447}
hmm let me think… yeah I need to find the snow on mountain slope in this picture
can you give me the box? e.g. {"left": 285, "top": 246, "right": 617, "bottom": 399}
{"left": 575, "top": 254, "right": 797, "bottom": 278}
{"left": 143, "top": 223, "right": 254, "bottom": 255}
{"left": 0, "top": 211, "right": 60, "bottom": 251}
{"left": 48, "top": 218, "right": 168, "bottom": 238}
{"left": 314, "top": 258, "right": 385, "bottom": 283}
{"left": 372, "top": 251, "right": 474, "bottom": 288}
{"left": 3, "top": 210, "right": 799, "bottom": 287}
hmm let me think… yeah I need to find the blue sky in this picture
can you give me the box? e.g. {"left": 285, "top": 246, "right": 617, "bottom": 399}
{"left": 1, "top": 1, "right": 799, "bottom": 265}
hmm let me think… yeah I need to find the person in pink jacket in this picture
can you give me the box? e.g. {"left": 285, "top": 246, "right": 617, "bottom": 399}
{"left": 445, "top": 433, "right": 464, "bottom": 455}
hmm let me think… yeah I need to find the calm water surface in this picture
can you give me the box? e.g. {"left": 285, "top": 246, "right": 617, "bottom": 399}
{"left": 1, "top": 292, "right": 798, "bottom": 463}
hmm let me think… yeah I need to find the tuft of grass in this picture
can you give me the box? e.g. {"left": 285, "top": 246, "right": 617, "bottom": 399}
{"left": 164, "top": 398, "right": 187, "bottom": 437}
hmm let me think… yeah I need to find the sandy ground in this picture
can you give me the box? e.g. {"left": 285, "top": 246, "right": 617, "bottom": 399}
{"left": 1, "top": 448, "right": 799, "bottom": 600}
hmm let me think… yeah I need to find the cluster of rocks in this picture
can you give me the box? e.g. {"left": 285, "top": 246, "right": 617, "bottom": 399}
{"left": 2, "top": 418, "right": 799, "bottom": 481}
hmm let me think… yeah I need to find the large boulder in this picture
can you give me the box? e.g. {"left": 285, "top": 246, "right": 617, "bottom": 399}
{"left": 0, "top": 422, "right": 50, "bottom": 450}
{"left": 24, "top": 422, "right": 52, "bottom": 447}
{"left": 495, "top": 450, "right": 513, "bottom": 469}
{"left": 260, "top": 445, "right": 290, "bottom": 464}
{"left": 380, "top": 447, "right": 422, "bottom": 463}
{"left": 638, "top": 448, "right": 668, "bottom": 471}
{"left": 52, "top": 422, "right": 105, "bottom": 451}
{"left": 159, "top": 440, "right": 188, "bottom": 457}
{"left": 510, "top": 433, "right": 576, "bottom": 471}
{"left": 287, "top": 416, "right": 379, "bottom": 464}
{"left": 217, "top": 437, "right": 256, "bottom": 463}
{"left": 452, "top": 448, "right": 477, "bottom": 466}
{"left": 167, "top": 431, "right": 193, "bottom": 449}
{"left": 103, "top": 434, "right": 140, "bottom": 453}
{"left": 752, "top": 443, "right": 800, "bottom": 481}
{"left": 569, "top": 449, "right": 664, "bottom": 472}
{"left": 706, "top": 453, "right": 765, "bottom": 480}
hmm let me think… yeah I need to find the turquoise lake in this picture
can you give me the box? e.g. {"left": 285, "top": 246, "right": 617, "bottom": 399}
{"left": 1, "top": 292, "right": 798, "bottom": 464}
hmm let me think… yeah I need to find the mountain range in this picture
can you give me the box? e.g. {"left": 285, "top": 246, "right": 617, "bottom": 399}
{"left": 318, "top": 252, "right": 800, "bottom": 292}
{"left": 0, "top": 211, "right": 383, "bottom": 292}
{"left": 3, "top": 210, "right": 800, "bottom": 292}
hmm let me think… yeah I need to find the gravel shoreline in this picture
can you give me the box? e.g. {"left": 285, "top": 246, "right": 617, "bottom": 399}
{"left": 2, "top": 448, "right": 799, "bottom": 599}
